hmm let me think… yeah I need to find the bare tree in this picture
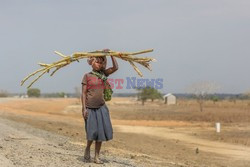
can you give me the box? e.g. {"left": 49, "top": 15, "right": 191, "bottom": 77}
{"left": 243, "top": 90, "right": 250, "bottom": 106}
{"left": 187, "top": 81, "right": 219, "bottom": 112}
{"left": 243, "top": 90, "right": 250, "bottom": 99}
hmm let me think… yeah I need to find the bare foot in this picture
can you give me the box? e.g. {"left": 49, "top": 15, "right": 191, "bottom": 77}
{"left": 94, "top": 157, "right": 104, "bottom": 164}
{"left": 84, "top": 148, "right": 90, "bottom": 161}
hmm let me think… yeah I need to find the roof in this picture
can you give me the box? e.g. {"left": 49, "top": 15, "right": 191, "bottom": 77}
{"left": 163, "top": 93, "right": 175, "bottom": 97}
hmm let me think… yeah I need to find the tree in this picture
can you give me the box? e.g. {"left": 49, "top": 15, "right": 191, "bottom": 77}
{"left": 27, "top": 88, "right": 41, "bottom": 97}
{"left": 211, "top": 95, "right": 219, "bottom": 104}
{"left": 57, "top": 92, "right": 66, "bottom": 98}
{"left": 187, "top": 81, "right": 219, "bottom": 112}
{"left": 136, "top": 87, "right": 163, "bottom": 105}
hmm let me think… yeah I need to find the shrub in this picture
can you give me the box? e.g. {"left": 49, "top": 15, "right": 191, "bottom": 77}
{"left": 27, "top": 88, "right": 41, "bottom": 97}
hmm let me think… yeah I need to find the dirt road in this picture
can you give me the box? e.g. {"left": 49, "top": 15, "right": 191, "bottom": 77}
{"left": 115, "top": 125, "right": 250, "bottom": 161}
{"left": 0, "top": 117, "right": 153, "bottom": 167}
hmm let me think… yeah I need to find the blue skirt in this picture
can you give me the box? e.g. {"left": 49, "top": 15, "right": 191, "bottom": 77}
{"left": 84, "top": 104, "right": 113, "bottom": 141}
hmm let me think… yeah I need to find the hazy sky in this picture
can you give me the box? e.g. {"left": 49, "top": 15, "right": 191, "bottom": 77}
{"left": 1, "top": 0, "right": 250, "bottom": 94}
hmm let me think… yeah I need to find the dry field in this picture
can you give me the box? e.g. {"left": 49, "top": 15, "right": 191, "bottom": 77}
{"left": 0, "top": 97, "right": 249, "bottom": 167}
{"left": 109, "top": 98, "right": 250, "bottom": 147}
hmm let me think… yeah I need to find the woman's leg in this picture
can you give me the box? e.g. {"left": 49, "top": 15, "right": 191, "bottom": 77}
{"left": 84, "top": 140, "right": 93, "bottom": 160}
{"left": 94, "top": 141, "right": 103, "bottom": 164}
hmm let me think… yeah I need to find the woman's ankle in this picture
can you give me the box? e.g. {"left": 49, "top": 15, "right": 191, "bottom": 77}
{"left": 94, "top": 154, "right": 100, "bottom": 159}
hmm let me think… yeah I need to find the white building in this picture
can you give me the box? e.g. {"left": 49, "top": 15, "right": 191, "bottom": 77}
{"left": 163, "top": 93, "right": 176, "bottom": 105}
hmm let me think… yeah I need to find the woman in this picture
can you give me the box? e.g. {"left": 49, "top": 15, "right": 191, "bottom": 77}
{"left": 81, "top": 53, "right": 118, "bottom": 164}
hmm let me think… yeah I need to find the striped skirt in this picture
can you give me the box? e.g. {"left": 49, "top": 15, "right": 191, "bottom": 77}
{"left": 84, "top": 104, "right": 113, "bottom": 141}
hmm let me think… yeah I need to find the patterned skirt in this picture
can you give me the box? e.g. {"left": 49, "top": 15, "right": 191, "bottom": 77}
{"left": 84, "top": 104, "right": 113, "bottom": 141}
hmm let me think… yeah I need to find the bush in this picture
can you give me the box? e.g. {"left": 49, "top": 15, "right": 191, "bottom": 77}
{"left": 27, "top": 88, "right": 41, "bottom": 97}
{"left": 211, "top": 95, "right": 219, "bottom": 104}
{"left": 43, "top": 92, "right": 66, "bottom": 98}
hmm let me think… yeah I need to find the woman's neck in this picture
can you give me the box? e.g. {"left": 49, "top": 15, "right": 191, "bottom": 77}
{"left": 92, "top": 69, "right": 102, "bottom": 73}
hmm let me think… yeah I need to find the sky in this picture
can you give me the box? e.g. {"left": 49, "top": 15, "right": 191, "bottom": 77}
{"left": 0, "top": 0, "right": 250, "bottom": 94}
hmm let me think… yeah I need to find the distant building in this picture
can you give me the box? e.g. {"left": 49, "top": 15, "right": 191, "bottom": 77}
{"left": 163, "top": 93, "right": 176, "bottom": 105}
{"left": 20, "top": 95, "right": 29, "bottom": 98}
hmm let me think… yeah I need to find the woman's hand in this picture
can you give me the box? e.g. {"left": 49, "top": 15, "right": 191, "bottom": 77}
{"left": 103, "top": 49, "right": 110, "bottom": 53}
{"left": 82, "top": 108, "right": 88, "bottom": 119}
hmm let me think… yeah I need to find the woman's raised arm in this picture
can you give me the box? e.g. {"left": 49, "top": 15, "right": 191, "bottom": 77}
{"left": 103, "top": 56, "right": 118, "bottom": 76}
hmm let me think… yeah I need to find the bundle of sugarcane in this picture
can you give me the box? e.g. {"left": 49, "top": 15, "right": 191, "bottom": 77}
{"left": 21, "top": 49, "right": 155, "bottom": 88}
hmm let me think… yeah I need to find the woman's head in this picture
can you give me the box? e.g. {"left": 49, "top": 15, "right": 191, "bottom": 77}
{"left": 87, "top": 56, "right": 107, "bottom": 71}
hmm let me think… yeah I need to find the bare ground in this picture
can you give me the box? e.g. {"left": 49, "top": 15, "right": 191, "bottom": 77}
{"left": 0, "top": 98, "right": 250, "bottom": 167}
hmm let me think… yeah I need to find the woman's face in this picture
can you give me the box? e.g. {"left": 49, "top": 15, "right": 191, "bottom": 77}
{"left": 92, "top": 57, "right": 106, "bottom": 71}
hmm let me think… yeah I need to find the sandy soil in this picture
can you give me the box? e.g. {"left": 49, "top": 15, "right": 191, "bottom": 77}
{"left": 0, "top": 98, "right": 250, "bottom": 167}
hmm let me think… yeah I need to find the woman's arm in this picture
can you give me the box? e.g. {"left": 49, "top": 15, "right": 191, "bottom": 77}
{"left": 103, "top": 56, "right": 118, "bottom": 76}
{"left": 81, "top": 84, "right": 88, "bottom": 119}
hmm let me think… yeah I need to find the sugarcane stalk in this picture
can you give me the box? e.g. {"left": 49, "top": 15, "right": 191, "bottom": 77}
{"left": 27, "top": 69, "right": 50, "bottom": 88}
{"left": 21, "top": 49, "right": 155, "bottom": 88}
{"left": 128, "top": 61, "right": 143, "bottom": 77}
{"left": 54, "top": 51, "right": 67, "bottom": 58}
{"left": 21, "top": 68, "right": 46, "bottom": 86}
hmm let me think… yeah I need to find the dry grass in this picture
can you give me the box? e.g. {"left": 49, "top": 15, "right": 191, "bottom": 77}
{"left": 107, "top": 98, "right": 250, "bottom": 146}
{"left": 1, "top": 97, "right": 249, "bottom": 123}
{"left": 107, "top": 98, "right": 250, "bottom": 123}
